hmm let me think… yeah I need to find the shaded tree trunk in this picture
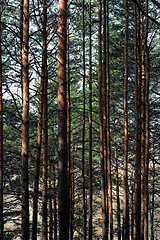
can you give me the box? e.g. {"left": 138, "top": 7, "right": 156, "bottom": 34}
{"left": 57, "top": 0, "right": 69, "bottom": 239}
{"left": 0, "top": 2, "right": 3, "bottom": 238}
{"left": 106, "top": 1, "right": 113, "bottom": 239}
{"left": 98, "top": 1, "right": 107, "bottom": 239}
{"left": 88, "top": 0, "right": 93, "bottom": 239}
{"left": 42, "top": 0, "right": 48, "bottom": 239}
{"left": 144, "top": 1, "right": 149, "bottom": 239}
{"left": 103, "top": 0, "right": 108, "bottom": 238}
{"left": 123, "top": 0, "right": 129, "bottom": 239}
{"left": 134, "top": 2, "right": 142, "bottom": 239}
{"left": 21, "top": 0, "right": 30, "bottom": 238}
{"left": 82, "top": 1, "right": 86, "bottom": 239}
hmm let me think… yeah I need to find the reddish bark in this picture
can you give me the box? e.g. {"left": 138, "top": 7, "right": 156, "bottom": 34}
{"left": 57, "top": 0, "right": 69, "bottom": 239}
{"left": 21, "top": 0, "right": 30, "bottom": 238}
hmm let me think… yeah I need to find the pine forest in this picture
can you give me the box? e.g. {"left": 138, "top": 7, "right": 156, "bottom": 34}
{"left": 0, "top": 0, "right": 159, "bottom": 239}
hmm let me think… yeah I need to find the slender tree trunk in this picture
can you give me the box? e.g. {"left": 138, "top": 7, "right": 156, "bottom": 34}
{"left": 106, "top": 1, "right": 113, "bottom": 239}
{"left": 57, "top": 0, "right": 69, "bottom": 239}
{"left": 134, "top": 2, "right": 142, "bottom": 239}
{"left": 67, "top": 20, "right": 71, "bottom": 239}
{"left": 49, "top": 180, "right": 53, "bottom": 240}
{"left": 103, "top": 1, "right": 108, "bottom": 238}
{"left": 88, "top": 0, "right": 93, "bottom": 239}
{"left": 53, "top": 165, "right": 57, "bottom": 240}
{"left": 123, "top": 0, "right": 129, "bottom": 239}
{"left": 114, "top": 118, "right": 121, "bottom": 240}
{"left": 144, "top": 2, "right": 149, "bottom": 239}
{"left": 0, "top": 2, "right": 3, "bottom": 238}
{"left": 70, "top": 173, "right": 74, "bottom": 240}
{"left": 141, "top": 10, "right": 146, "bottom": 240}
{"left": 98, "top": 1, "right": 107, "bottom": 239}
{"left": 42, "top": 0, "right": 48, "bottom": 239}
{"left": 82, "top": 1, "right": 86, "bottom": 239}
{"left": 21, "top": 0, "right": 30, "bottom": 238}
{"left": 150, "top": 161, "right": 155, "bottom": 240}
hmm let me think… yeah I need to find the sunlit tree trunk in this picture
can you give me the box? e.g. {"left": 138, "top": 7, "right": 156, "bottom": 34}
{"left": 42, "top": 0, "right": 48, "bottom": 239}
{"left": 88, "top": 0, "right": 93, "bottom": 239}
{"left": 134, "top": 2, "right": 142, "bottom": 239}
{"left": 82, "top": 1, "right": 86, "bottom": 238}
{"left": 57, "top": 0, "right": 69, "bottom": 239}
{"left": 21, "top": 0, "right": 30, "bottom": 238}
{"left": 0, "top": 2, "right": 3, "bottom": 238}
{"left": 123, "top": 0, "right": 129, "bottom": 239}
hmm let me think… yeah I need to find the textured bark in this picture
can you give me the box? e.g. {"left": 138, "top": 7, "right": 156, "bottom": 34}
{"left": 82, "top": 0, "right": 86, "bottom": 239}
{"left": 106, "top": 1, "right": 113, "bottom": 239}
{"left": 42, "top": 1, "right": 48, "bottom": 239}
{"left": 123, "top": 0, "right": 129, "bottom": 239}
{"left": 0, "top": 3, "right": 3, "bottom": 238}
{"left": 98, "top": 1, "right": 107, "bottom": 239}
{"left": 134, "top": 2, "right": 142, "bottom": 239}
{"left": 21, "top": 0, "right": 30, "bottom": 239}
{"left": 144, "top": 2, "right": 149, "bottom": 239}
{"left": 57, "top": 0, "right": 69, "bottom": 239}
{"left": 88, "top": 0, "right": 93, "bottom": 238}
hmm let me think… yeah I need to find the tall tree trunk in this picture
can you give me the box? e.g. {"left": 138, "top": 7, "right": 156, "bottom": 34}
{"left": 144, "top": 1, "right": 149, "bottom": 239}
{"left": 106, "top": 1, "right": 113, "bottom": 239}
{"left": 57, "top": 0, "right": 69, "bottom": 239}
{"left": 123, "top": 0, "right": 129, "bottom": 239}
{"left": 134, "top": 2, "right": 142, "bottom": 239}
{"left": 82, "top": 0, "right": 86, "bottom": 239}
{"left": 21, "top": 0, "right": 30, "bottom": 239}
{"left": 114, "top": 118, "right": 121, "bottom": 240}
{"left": 0, "top": 2, "right": 3, "bottom": 238}
{"left": 88, "top": 0, "right": 93, "bottom": 239}
{"left": 53, "top": 165, "right": 57, "bottom": 240}
{"left": 98, "top": 1, "right": 107, "bottom": 239}
{"left": 67, "top": 20, "right": 71, "bottom": 239}
{"left": 103, "top": 0, "right": 108, "bottom": 238}
{"left": 131, "top": 186, "right": 134, "bottom": 240}
{"left": 42, "top": 0, "right": 48, "bottom": 239}
{"left": 141, "top": 10, "right": 146, "bottom": 240}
